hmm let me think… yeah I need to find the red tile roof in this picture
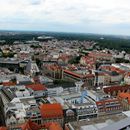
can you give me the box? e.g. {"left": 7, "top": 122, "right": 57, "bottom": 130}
{"left": 65, "top": 125, "right": 70, "bottom": 130}
{"left": 98, "top": 73, "right": 106, "bottom": 76}
{"left": 96, "top": 98, "right": 119, "bottom": 105}
{"left": 0, "top": 127, "right": 7, "bottom": 130}
{"left": 42, "top": 122, "right": 63, "bottom": 130}
{"left": 100, "top": 65, "right": 111, "bottom": 70}
{"left": 2, "top": 82, "right": 16, "bottom": 86}
{"left": 40, "top": 103, "right": 63, "bottom": 119}
{"left": 85, "top": 74, "right": 95, "bottom": 78}
{"left": 25, "top": 84, "right": 47, "bottom": 91}
{"left": 4, "top": 121, "right": 63, "bottom": 130}
{"left": 88, "top": 52, "right": 112, "bottom": 58}
{"left": 111, "top": 66, "right": 125, "bottom": 74}
{"left": 125, "top": 72, "right": 130, "bottom": 77}
{"left": 81, "top": 56, "right": 96, "bottom": 66}
{"left": 64, "top": 70, "right": 83, "bottom": 78}
{"left": 58, "top": 54, "right": 70, "bottom": 61}
{"left": 118, "top": 92, "right": 130, "bottom": 104}
{"left": 100, "top": 65, "right": 125, "bottom": 75}
{"left": 49, "top": 122, "right": 63, "bottom": 130}
{"left": 104, "top": 85, "right": 130, "bottom": 93}
{"left": 18, "top": 120, "right": 41, "bottom": 130}
{"left": 46, "top": 64, "right": 62, "bottom": 71}
{"left": 19, "top": 122, "right": 31, "bottom": 130}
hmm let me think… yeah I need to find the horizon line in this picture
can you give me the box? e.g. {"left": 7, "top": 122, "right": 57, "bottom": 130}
{"left": 0, "top": 29, "right": 130, "bottom": 37}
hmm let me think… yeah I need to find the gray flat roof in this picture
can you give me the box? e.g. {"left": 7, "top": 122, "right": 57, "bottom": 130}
{"left": 100, "top": 117, "right": 130, "bottom": 130}
{"left": 69, "top": 113, "right": 127, "bottom": 130}
{"left": 0, "top": 58, "right": 24, "bottom": 64}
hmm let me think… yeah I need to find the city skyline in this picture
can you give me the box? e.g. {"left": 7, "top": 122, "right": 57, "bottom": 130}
{"left": 0, "top": 0, "right": 130, "bottom": 35}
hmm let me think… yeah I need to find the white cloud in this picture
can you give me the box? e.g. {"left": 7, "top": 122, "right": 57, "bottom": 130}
{"left": 0, "top": 0, "right": 130, "bottom": 32}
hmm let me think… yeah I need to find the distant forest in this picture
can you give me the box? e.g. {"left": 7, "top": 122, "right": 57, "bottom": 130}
{"left": 0, "top": 31, "right": 130, "bottom": 53}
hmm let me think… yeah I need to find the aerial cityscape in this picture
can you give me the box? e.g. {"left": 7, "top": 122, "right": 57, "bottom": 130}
{"left": 1, "top": 0, "right": 130, "bottom": 130}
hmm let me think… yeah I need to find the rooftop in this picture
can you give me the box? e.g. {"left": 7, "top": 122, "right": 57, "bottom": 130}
{"left": 0, "top": 127, "right": 7, "bottom": 130}
{"left": 2, "top": 81, "right": 16, "bottom": 86}
{"left": 0, "top": 58, "right": 24, "bottom": 64}
{"left": 118, "top": 92, "right": 130, "bottom": 104}
{"left": 25, "top": 84, "right": 47, "bottom": 91}
{"left": 48, "top": 122, "right": 63, "bottom": 130}
{"left": 1, "top": 85, "right": 32, "bottom": 102}
{"left": 16, "top": 74, "right": 34, "bottom": 84}
{"left": 59, "top": 92, "right": 96, "bottom": 109}
{"left": 100, "top": 117, "right": 130, "bottom": 130}
{"left": 69, "top": 113, "right": 127, "bottom": 130}
{"left": 18, "top": 120, "right": 63, "bottom": 130}
{"left": 64, "top": 69, "right": 83, "bottom": 78}
{"left": 40, "top": 103, "right": 63, "bottom": 119}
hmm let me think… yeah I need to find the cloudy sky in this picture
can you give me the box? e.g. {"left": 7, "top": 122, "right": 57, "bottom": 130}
{"left": 0, "top": 0, "right": 130, "bottom": 35}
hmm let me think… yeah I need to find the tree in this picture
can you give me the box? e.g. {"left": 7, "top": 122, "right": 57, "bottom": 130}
{"left": 68, "top": 55, "right": 81, "bottom": 64}
{"left": 115, "top": 58, "right": 129, "bottom": 63}
{"left": 36, "top": 58, "right": 42, "bottom": 68}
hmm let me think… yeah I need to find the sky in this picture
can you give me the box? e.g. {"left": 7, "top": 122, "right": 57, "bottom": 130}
{"left": 0, "top": 0, "right": 130, "bottom": 35}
